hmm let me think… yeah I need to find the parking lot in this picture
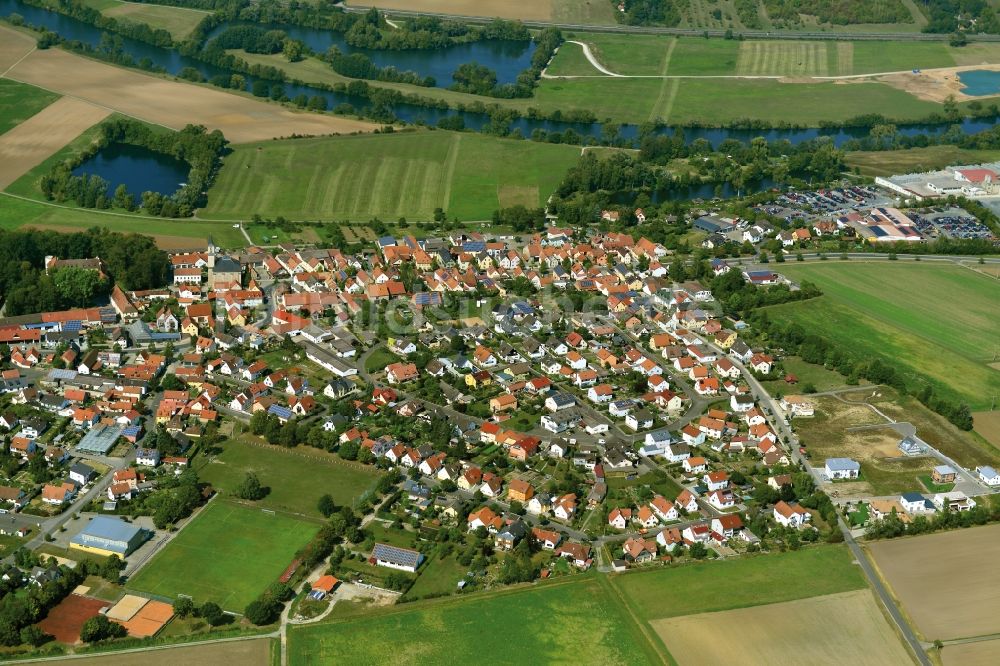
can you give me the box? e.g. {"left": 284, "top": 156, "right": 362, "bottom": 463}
{"left": 911, "top": 206, "right": 996, "bottom": 240}
{"left": 756, "top": 185, "right": 890, "bottom": 221}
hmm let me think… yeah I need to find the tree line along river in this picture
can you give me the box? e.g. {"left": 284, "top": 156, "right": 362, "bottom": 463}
{"left": 3, "top": 0, "right": 1000, "bottom": 153}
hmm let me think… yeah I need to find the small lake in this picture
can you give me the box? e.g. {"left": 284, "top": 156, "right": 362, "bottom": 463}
{"left": 958, "top": 69, "right": 1000, "bottom": 96}
{"left": 72, "top": 144, "right": 189, "bottom": 196}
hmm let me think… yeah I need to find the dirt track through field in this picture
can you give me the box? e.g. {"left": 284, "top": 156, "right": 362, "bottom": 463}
{"left": 0, "top": 29, "right": 377, "bottom": 144}
{"left": 651, "top": 590, "right": 912, "bottom": 665}
{"left": 869, "top": 523, "right": 1000, "bottom": 641}
{"left": 0, "top": 96, "right": 110, "bottom": 189}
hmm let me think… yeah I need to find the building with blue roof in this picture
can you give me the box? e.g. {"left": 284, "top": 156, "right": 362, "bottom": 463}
{"left": 824, "top": 458, "right": 861, "bottom": 480}
{"left": 268, "top": 404, "right": 293, "bottom": 422}
{"left": 70, "top": 516, "right": 148, "bottom": 557}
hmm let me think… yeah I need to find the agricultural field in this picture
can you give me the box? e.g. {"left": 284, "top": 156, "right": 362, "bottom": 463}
{"left": 345, "top": 0, "right": 617, "bottom": 24}
{"left": 942, "top": 639, "right": 1000, "bottom": 666}
{"left": 0, "top": 97, "right": 110, "bottom": 191}
{"left": 736, "top": 41, "right": 833, "bottom": 77}
{"left": 867, "top": 523, "right": 1000, "bottom": 641}
{"left": 202, "top": 131, "right": 580, "bottom": 221}
{"left": 288, "top": 577, "right": 665, "bottom": 664}
{"left": 0, "top": 195, "right": 244, "bottom": 248}
{"left": 973, "top": 410, "right": 1000, "bottom": 450}
{"left": 0, "top": 79, "right": 59, "bottom": 136}
{"left": 652, "top": 590, "right": 912, "bottom": 666}
{"left": 92, "top": 0, "right": 210, "bottom": 40}
{"left": 0, "top": 29, "right": 376, "bottom": 143}
{"left": 611, "top": 546, "right": 867, "bottom": 621}
{"left": 195, "top": 438, "right": 382, "bottom": 515}
{"left": 4, "top": 113, "right": 106, "bottom": 197}
{"left": 844, "top": 145, "right": 1000, "bottom": 177}
{"left": 59, "top": 636, "right": 274, "bottom": 666}
{"left": 127, "top": 500, "right": 319, "bottom": 612}
{"left": 772, "top": 263, "right": 1000, "bottom": 410}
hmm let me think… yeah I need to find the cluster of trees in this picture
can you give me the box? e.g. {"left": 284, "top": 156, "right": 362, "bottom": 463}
{"left": 0, "top": 228, "right": 169, "bottom": 315}
{"left": 171, "top": 597, "right": 228, "bottom": 626}
{"left": 865, "top": 495, "right": 1000, "bottom": 539}
{"left": 41, "top": 119, "right": 227, "bottom": 218}
{"left": 114, "top": 470, "right": 205, "bottom": 529}
{"left": 449, "top": 28, "right": 561, "bottom": 99}
{"left": 323, "top": 48, "right": 434, "bottom": 87}
{"left": 491, "top": 205, "right": 548, "bottom": 232}
{"left": 920, "top": 0, "right": 1000, "bottom": 33}
{"left": 243, "top": 582, "right": 291, "bottom": 625}
{"left": 235, "top": 471, "right": 267, "bottom": 500}
{"left": 709, "top": 268, "right": 823, "bottom": 316}
{"left": 750, "top": 311, "right": 975, "bottom": 430}
{"left": 765, "top": 0, "right": 911, "bottom": 26}
{"left": 209, "top": 25, "right": 286, "bottom": 53}
{"left": 0, "top": 554, "right": 87, "bottom": 647}
{"left": 79, "top": 615, "right": 126, "bottom": 643}
{"left": 617, "top": 0, "right": 683, "bottom": 27}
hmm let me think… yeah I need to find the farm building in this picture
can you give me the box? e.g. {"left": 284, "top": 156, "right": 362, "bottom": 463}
{"left": 70, "top": 516, "right": 149, "bottom": 557}
{"left": 371, "top": 543, "right": 423, "bottom": 573}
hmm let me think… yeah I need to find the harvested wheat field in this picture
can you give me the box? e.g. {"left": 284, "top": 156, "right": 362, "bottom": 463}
{"left": 942, "top": 639, "right": 1000, "bottom": 666}
{"left": 868, "top": 524, "right": 1000, "bottom": 641}
{"left": 0, "top": 26, "right": 34, "bottom": 73}
{"left": 651, "top": 590, "right": 911, "bottom": 665}
{"left": 56, "top": 636, "right": 273, "bottom": 666}
{"left": 973, "top": 410, "right": 1000, "bottom": 449}
{"left": 0, "top": 97, "right": 110, "bottom": 189}
{"left": 1, "top": 36, "right": 376, "bottom": 143}
{"left": 346, "top": 0, "right": 553, "bottom": 21}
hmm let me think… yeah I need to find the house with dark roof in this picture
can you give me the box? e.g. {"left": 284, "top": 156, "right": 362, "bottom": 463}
{"left": 371, "top": 543, "right": 423, "bottom": 572}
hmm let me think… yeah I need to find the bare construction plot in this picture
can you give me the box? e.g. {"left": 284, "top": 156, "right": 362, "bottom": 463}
{"left": 1, "top": 33, "right": 376, "bottom": 144}
{"left": 651, "top": 590, "right": 912, "bottom": 665}
{"left": 0, "top": 97, "right": 110, "bottom": 189}
{"left": 868, "top": 523, "right": 1000, "bottom": 641}
{"left": 53, "top": 636, "right": 272, "bottom": 666}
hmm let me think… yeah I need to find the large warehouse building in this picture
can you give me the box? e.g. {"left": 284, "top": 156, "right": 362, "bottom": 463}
{"left": 70, "top": 516, "right": 149, "bottom": 558}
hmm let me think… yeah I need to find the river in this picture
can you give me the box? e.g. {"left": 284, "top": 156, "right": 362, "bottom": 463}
{"left": 2, "top": 0, "right": 997, "bottom": 156}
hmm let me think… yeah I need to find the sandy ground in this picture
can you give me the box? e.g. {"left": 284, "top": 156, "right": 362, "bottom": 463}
{"left": 345, "top": 0, "right": 553, "bottom": 21}
{"left": 875, "top": 64, "right": 1000, "bottom": 102}
{"left": 0, "top": 97, "right": 110, "bottom": 189}
{"left": 868, "top": 523, "right": 1000, "bottom": 641}
{"left": 0, "top": 31, "right": 377, "bottom": 144}
{"left": 972, "top": 410, "right": 1000, "bottom": 449}
{"left": 651, "top": 590, "right": 912, "bottom": 666}
{"left": 942, "top": 639, "right": 1000, "bottom": 666}
{"left": 53, "top": 637, "right": 272, "bottom": 666}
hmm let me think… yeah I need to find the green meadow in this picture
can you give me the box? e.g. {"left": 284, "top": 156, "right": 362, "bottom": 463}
{"left": 0, "top": 79, "right": 59, "bottom": 136}
{"left": 772, "top": 263, "right": 1000, "bottom": 410}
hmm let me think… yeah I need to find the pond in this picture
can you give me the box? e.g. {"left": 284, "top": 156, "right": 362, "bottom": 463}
{"left": 957, "top": 69, "right": 1000, "bottom": 97}
{"left": 205, "top": 22, "right": 537, "bottom": 88}
{"left": 72, "top": 143, "right": 190, "bottom": 197}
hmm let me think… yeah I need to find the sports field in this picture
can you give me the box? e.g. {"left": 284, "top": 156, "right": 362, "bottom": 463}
{"left": 868, "top": 523, "right": 1000, "bottom": 641}
{"left": 652, "top": 590, "right": 912, "bottom": 666}
{"left": 611, "top": 546, "right": 867, "bottom": 621}
{"left": 0, "top": 79, "right": 59, "bottom": 136}
{"left": 127, "top": 500, "right": 318, "bottom": 612}
{"left": 202, "top": 131, "right": 580, "bottom": 221}
{"left": 773, "top": 263, "right": 1000, "bottom": 410}
{"left": 287, "top": 577, "right": 666, "bottom": 664}
{"left": 196, "top": 439, "right": 382, "bottom": 516}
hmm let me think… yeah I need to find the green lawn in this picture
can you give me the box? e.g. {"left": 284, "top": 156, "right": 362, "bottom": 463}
{"left": 848, "top": 502, "right": 870, "bottom": 526}
{"left": 579, "top": 33, "right": 677, "bottom": 76}
{"left": 546, "top": 42, "right": 602, "bottom": 76}
{"left": 404, "top": 554, "right": 468, "bottom": 599}
{"left": 202, "top": 131, "right": 580, "bottom": 221}
{"left": 918, "top": 474, "right": 955, "bottom": 493}
{"left": 195, "top": 439, "right": 382, "bottom": 516}
{"left": 288, "top": 577, "right": 666, "bottom": 664}
{"left": 668, "top": 79, "right": 941, "bottom": 125}
{"left": 364, "top": 348, "right": 401, "bottom": 374}
{"left": 761, "top": 356, "right": 858, "bottom": 395}
{"left": 859, "top": 457, "right": 930, "bottom": 495}
{"left": 612, "top": 546, "right": 867, "bottom": 621}
{"left": 668, "top": 38, "right": 741, "bottom": 76}
{"left": 127, "top": 500, "right": 318, "bottom": 612}
{"left": 773, "top": 263, "right": 1000, "bottom": 410}
{"left": 845, "top": 146, "right": 1000, "bottom": 177}
{"left": 850, "top": 41, "right": 955, "bottom": 74}
{"left": 0, "top": 79, "right": 59, "bottom": 136}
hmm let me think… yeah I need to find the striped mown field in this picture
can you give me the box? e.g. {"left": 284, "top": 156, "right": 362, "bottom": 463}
{"left": 202, "top": 131, "right": 580, "bottom": 221}
{"left": 736, "top": 41, "right": 830, "bottom": 76}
